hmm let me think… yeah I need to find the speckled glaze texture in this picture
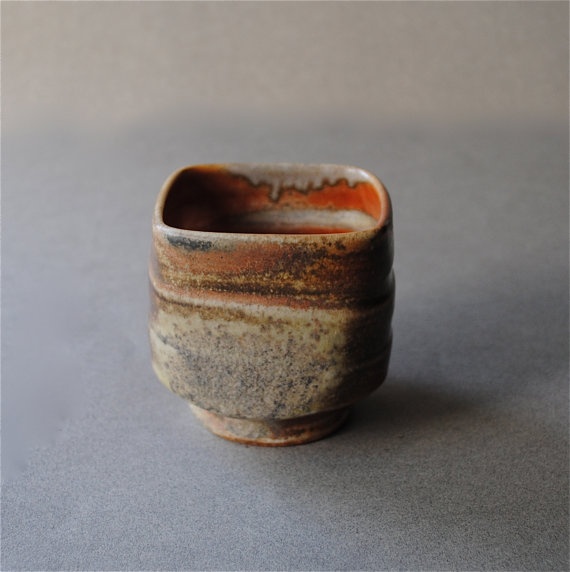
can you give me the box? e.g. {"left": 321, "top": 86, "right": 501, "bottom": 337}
{"left": 149, "top": 163, "right": 394, "bottom": 445}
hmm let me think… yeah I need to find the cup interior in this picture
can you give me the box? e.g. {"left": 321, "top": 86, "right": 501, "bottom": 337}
{"left": 162, "top": 165, "right": 384, "bottom": 235}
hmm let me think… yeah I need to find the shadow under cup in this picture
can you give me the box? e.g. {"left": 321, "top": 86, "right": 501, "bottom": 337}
{"left": 149, "top": 164, "right": 395, "bottom": 446}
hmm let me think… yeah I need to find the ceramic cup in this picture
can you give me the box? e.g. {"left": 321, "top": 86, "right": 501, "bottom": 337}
{"left": 149, "top": 163, "right": 394, "bottom": 445}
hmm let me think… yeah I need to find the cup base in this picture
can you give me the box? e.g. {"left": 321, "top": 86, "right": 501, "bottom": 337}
{"left": 189, "top": 404, "right": 349, "bottom": 446}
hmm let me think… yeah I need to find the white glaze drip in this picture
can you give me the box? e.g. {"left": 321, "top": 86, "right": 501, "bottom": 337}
{"left": 225, "top": 163, "right": 373, "bottom": 202}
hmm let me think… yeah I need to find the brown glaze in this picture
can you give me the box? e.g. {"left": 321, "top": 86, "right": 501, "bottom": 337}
{"left": 149, "top": 163, "right": 395, "bottom": 445}
{"left": 190, "top": 405, "right": 349, "bottom": 446}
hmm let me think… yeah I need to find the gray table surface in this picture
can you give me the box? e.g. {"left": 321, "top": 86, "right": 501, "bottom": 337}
{"left": 2, "top": 116, "right": 568, "bottom": 571}
{"left": 2, "top": 2, "right": 568, "bottom": 571}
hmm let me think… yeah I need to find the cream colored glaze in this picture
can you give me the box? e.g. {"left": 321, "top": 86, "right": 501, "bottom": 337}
{"left": 150, "top": 290, "right": 393, "bottom": 420}
{"left": 225, "top": 163, "right": 377, "bottom": 202}
{"left": 211, "top": 208, "right": 378, "bottom": 234}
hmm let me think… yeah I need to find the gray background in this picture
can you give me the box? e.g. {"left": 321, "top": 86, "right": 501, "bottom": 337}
{"left": 2, "top": 2, "right": 568, "bottom": 571}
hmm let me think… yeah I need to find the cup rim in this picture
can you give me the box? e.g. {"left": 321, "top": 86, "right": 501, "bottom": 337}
{"left": 153, "top": 162, "right": 392, "bottom": 243}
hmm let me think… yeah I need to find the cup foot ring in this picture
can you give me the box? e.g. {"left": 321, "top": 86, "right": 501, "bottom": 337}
{"left": 189, "top": 404, "right": 349, "bottom": 446}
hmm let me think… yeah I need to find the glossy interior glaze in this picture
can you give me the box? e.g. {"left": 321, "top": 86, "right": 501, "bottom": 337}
{"left": 162, "top": 166, "right": 382, "bottom": 235}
